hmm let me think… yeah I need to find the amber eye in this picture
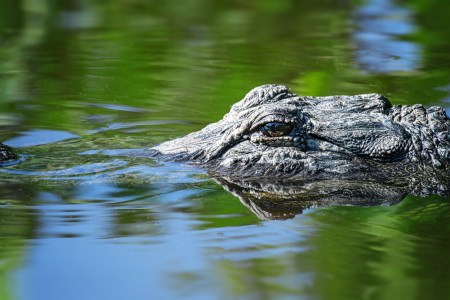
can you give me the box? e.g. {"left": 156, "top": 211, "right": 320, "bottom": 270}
{"left": 261, "top": 122, "right": 293, "bottom": 137}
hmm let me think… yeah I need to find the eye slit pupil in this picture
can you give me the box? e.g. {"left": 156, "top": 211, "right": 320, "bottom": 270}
{"left": 262, "top": 122, "right": 292, "bottom": 137}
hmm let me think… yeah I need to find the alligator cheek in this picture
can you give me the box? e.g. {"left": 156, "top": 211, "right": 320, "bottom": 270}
{"left": 216, "top": 147, "right": 311, "bottom": 179}
{"left": 215, "top": 151, "right": 391, "bottom": 181}
{"left": 213, "top": 139, "right": 361, "bottom": 179}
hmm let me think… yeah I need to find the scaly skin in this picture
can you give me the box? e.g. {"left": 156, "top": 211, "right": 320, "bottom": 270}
{"left": 151, "top": 85, "right": 450, "bottom": 189}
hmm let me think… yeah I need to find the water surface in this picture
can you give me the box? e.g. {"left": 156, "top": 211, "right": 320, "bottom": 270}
{"left": 1, "top": 0, "right": 450, "bottom": 299}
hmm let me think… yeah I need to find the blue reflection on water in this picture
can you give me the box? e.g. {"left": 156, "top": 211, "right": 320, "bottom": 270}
{"left": 5, "top": 129, "right": 79, "bottom": 147}
{"left": 353, "top": 0, "right": 421, "bottom": 73}
{"left": 13, "top": 205, "right": 314, "bottom": 300}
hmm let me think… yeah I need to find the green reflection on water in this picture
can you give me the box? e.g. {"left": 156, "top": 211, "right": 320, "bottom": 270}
{"left": 212, "top": 196, "right": 450, "bottom": 299}
{"left": 0, "top": 0, "right": 450, "bottom": 299}
{"left": 0, "top": 200, "right": 36, "bottom": 300}
{"left": 303, "top": 196, "right": 450, "bottom": 299}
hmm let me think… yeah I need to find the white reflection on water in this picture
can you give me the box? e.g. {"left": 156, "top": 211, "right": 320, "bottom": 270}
{"left": 353, "top": 0, "right": 422, "bottom": 73}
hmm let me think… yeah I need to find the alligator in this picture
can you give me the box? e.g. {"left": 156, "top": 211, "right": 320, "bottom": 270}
{"left": 1, "top": 84, "right": 449, "bottom": 217}
{"left": 1, "top": 85, "right": 449, "bottom": 201}
{"left": 150, "top": 84, "right": 450, "bottom": 195}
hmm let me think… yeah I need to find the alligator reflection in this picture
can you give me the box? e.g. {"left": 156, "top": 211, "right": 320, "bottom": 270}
{"left": 213, "top": 176, "right": 449, "bottom": 220}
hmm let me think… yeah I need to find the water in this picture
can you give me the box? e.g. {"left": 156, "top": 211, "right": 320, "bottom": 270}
{"left": 1, "top": 0, "right": 450, "bottom": 299}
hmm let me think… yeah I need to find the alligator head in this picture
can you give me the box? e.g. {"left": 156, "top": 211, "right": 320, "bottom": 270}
{"left": 151, "top": 84, "right": 450, "bottom": 188}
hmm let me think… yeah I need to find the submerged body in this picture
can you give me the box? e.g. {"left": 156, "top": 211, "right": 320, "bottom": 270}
{"left": 151, "top": 85, "right": 450, "bottom": 194}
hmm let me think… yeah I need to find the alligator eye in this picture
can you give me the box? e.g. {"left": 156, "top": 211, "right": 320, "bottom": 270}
{"left": 261, "top": 122, "right": 293, "bottom": 137}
